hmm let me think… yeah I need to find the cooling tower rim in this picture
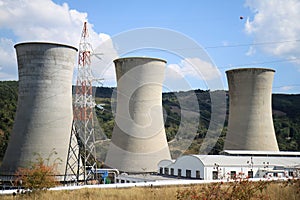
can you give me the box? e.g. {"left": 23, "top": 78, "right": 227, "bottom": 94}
{"left": 226, "top": 67, "right": 275, "bottom": 74}
{"left": 14, "top": 42, "right": 78, "bottom": 51}
{"left": 114, "top": 56, "right": 166, "bottom": 64}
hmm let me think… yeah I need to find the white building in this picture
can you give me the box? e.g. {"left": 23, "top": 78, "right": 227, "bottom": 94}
{"left": 158, "top": 150, "right": 300, "bottom": 180}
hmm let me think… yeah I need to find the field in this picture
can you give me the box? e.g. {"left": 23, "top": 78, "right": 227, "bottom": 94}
{"left": 1, "top": 180, "right": 299, "bottom": 200}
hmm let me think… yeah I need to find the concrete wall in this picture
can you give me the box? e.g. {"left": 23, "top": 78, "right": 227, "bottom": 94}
{"left": 0, "top": 42, "right": 77, "bottom": 178}
{"left": 105, "top": 57, "right": 171, "bottom": 173}
{"left": 224, "top": 68, "right": 279, "bottom": 151}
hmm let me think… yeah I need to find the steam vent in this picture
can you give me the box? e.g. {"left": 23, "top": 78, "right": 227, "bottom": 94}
{"left": 0, "top": 42, "right": 77, "bottom": 178}
{"left": 224, "top": 68, "right": 279, "bottom": 151}
{"left": 105, "top": 57, "right": 171, "bottom": 173}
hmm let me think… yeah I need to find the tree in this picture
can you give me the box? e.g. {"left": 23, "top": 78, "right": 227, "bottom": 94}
{"left": 14, "top": 149, "right": 62, "bottom": 191}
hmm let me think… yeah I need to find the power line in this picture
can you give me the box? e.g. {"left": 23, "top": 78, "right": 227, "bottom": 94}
{"left": 91, "top": 38, "right": 300, "bottom": 55}
{"left": 218, "top": 57, "right": 300, "bottom": 69}
{"left": 204, "top": 39, "right": 300, "bottom": 49}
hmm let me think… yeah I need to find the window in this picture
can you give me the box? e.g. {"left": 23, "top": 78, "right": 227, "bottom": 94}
{"left": 196, "top": 170, "right": 200, "bottom": 179}
{"left": 186, "top": 169, "right": 191, "bottom": 178}
{"left": 248, "top": 171, "right": 253, "bottom": 178}
{"left": 212, "top": 171, "right": 218, "bottom": 180}
{"left": 164, "top": 167, "right": 169, "bottom": 175}
{"left": 121, "top": 180, "right": 125, "bottom": 183}
{"left": 178, "top": 169, "right": 182, "bottom": 177}
{"left": 159, "top": 167, "right": 163, "bottom": 174}
{"left": 273, "top": 172, "right": 278, "bottom": 177}
{"left": 289, "top": 171, "right": 294, "bottom": 177}
{"left": 171, "top": 168, "right": 174, "bottom": 176}
{"left": 230, "top": 171, "right": 236, "bottom": 179}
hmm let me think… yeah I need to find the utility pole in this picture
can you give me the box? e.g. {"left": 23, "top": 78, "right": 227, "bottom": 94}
{"left": 65, "top": 22, "right": 98, "bottom": 184}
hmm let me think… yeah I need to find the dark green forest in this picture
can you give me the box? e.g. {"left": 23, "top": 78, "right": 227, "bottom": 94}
{"left": 0, "top": 81, "right": 300, "bottom": 160}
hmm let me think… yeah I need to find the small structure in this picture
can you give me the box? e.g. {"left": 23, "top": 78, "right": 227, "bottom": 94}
{"left": 158, "top": 151, "right": 300, "bottom": 180}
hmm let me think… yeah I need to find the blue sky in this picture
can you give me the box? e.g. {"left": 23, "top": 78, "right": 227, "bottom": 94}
{"left": 1, "top": 0, "right": 300, "bottom": 93}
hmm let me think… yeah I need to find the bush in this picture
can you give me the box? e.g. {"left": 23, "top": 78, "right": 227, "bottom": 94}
{"left": 14, "top": 150, "right": 62, "bottom": 191}
{"left": 176, "top": 180, "right": 270, "bottom": 200}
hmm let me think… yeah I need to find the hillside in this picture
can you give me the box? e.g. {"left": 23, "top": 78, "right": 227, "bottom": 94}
{"left": 0, "top": 81, "right": 300, "bottom": 160}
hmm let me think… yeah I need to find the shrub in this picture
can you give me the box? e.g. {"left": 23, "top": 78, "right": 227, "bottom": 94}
{"left": 14, "top": 149, "right": 62, "bottom": 191}
{"left": 176, "top": 180, "right": 270, "bottom": 200}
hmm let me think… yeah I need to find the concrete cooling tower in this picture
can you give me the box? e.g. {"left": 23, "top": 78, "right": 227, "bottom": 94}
{"left": 224, "top": 68, "right": 279, "bottom": 151}
{"left": 0, "top": 42, "right": 77, "bottom": 179}
{"left": 105, "top": 57, "right": 171, "bottom": 173}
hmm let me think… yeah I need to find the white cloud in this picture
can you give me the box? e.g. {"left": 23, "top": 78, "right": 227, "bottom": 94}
{"left": 166, "top": 64, "right": 184, "bottom": 79}
{"left": 0, "top": 38, "right": 17, "bottom": 80}
{"left": 164, "top": 57, "right": 221, "bottom": 91}
{"left": 279, "top": 85, "right": 294, "bottom": 91}
{"left": 0, "top": 0, "right": 116, "bottom": 80}
{"left": 246, "top": 45, "right": 256, "bottom": 56}
{"left": 181, "top": 57, "right": 220, "bottom": 81}
{"left": 167, "top": 57, "right": 220, "bottom": 81}
{"left": 91, "top": 34, "right": 120, "bottom": 86}
{"left": 0, "top": 0, "right": 86, "bottom": 46}
{"left": 245, "top": 0, "right": 300, "bottom": 61}
{"left": 164, "top": 63, "right": 191, "bottom": 91}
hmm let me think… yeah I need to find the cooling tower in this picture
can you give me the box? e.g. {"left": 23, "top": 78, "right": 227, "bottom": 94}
{"left": 105, "top": 57, "right": 171, "bottom": 173}
{"left": 224, "top": 68, "right": 279, "bottom": 151}
{"left": 0, "top": 42, "right": 77, "bottom": 179}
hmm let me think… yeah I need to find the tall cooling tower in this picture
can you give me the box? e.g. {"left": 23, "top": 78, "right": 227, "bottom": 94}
{"left": 105, "top": 57, "right": 171, "bottom": 173}
{"left": 224, "top": 68, "right": 279, "bottom": 151}
{"left": 0, "top": 42, "right": 77, "bottom": 179}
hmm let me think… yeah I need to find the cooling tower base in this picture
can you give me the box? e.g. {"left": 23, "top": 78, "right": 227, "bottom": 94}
{"left": 105, "top": 142, "right": 171, "bottom": 173}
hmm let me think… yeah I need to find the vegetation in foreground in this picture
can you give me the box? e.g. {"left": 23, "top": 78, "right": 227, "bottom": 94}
{"left": 8, "top": 154, "right": 299, "bottom": 200}
{"left": 1, "top": 179, "right": 299, "bottom": 200}
{"left": 14, "top": 149, "right": 62, "bottom": 191}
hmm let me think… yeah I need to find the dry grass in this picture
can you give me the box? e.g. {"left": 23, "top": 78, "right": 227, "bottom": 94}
{"left": 2, "top": 180, "right": 299, "bottom": 200}
{"left": 2, "top": 187, "right": 178, "bottom": 200}
{"left": 264, "top": 181, "right": 300, "bottom": 200}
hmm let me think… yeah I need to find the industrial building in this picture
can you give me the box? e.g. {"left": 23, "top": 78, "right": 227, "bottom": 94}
{"left": 105, "top": 57, "right": 171, "bottom": 173}
{"left": 158, "top": 151, "right": 300, "bottom": 180}
{"left": 0, "top": 42, "right": 77, "bottom": 181}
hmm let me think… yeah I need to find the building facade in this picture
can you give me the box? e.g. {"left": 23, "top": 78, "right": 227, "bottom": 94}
{"left": 158, "top": 151, "right": 300, "bottom": 180}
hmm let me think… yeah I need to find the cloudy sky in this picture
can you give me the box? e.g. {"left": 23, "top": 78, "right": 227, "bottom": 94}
{"left": 0, "top": 0, "right": 300, "bottom": 93}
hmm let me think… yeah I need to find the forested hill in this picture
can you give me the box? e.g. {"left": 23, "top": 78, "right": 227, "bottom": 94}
{"left": 1, "top": 81, "right": 300, "bottom": 160}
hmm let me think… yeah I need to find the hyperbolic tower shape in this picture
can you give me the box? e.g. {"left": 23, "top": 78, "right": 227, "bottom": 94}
{"left": 105, "top": 57, "right": 171, "bottom": 173}
{"left": 0, "top": 42, "right": 77, "bottom": 179}
{"left": 224, "top": 68, "right": 279, "bottom": 151}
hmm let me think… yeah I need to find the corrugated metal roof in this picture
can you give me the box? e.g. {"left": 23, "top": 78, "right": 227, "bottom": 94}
{"left": 189, "top": 155, "right": 300, "bottom": 167}
{"left": 221, "top": 150, "right": 300, "bottom": 156}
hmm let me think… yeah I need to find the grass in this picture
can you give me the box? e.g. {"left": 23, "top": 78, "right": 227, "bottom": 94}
{"left": 1, "top": 180, "right": 299, "bottom": 200}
